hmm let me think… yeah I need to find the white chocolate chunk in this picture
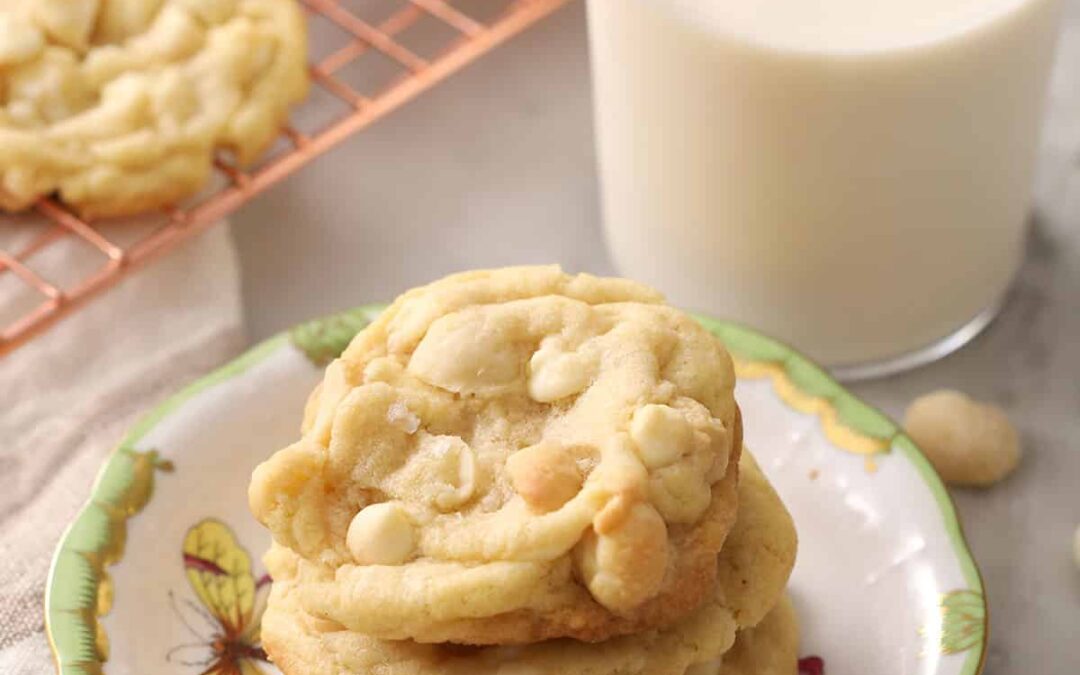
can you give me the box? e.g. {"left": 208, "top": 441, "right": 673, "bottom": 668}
{"left": 527, "top": 340, "right": 594, "bottom": 403}
{"left": 346, "top": 502, "right": 416, "bottom": 565}
{"left": 407, "top": 311, "right": 528, "bottom": 395}
{"left": 630, "top": 404, "right": 693, "bottom": 469}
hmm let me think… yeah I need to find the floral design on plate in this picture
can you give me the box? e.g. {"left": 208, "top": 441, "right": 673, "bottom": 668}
{"left": 168, "top": 519, "right": 271, "bottom": 674}
{"left": 939, "top": 590, "right": 987, "bottom": 655}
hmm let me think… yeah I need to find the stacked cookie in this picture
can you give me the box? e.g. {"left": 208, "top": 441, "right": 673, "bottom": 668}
{"left": 249, "top": 266, "right": 798, "bottom": 674}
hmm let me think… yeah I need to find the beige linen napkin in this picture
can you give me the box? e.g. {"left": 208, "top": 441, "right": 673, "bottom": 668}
{"left": 0, "top": 224, "right": 245, "bottom": 673}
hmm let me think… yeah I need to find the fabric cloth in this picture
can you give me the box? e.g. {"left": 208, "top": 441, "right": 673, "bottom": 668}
{"left": 0, "top": 223, "right": 245, "bottom": 673}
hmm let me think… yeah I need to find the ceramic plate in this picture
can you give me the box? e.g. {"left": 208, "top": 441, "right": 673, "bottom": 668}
{"left": 45, "top": 306, "right": 987, "bottom": 675}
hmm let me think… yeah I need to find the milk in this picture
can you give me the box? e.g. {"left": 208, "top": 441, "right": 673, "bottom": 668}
{"left": 588, "top": 0, "right": 1063, "bottom": 369}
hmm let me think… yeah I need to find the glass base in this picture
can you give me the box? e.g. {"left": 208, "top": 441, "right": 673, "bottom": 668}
{"left": 828, "top": 298, "right": 1005, "bottom": 382}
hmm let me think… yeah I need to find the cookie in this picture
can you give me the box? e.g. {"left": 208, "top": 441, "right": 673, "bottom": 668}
{"left": 715, "top": 452, "right": 799, "bottom": 629}
{"left": 250, "top": 266, "right": 742, "bottom": 644}
{"left": 261, "top": 560, "right": 737, "bottom": 675}
{"left": 0, "top": 0, "right": 308, "bottom": 217}
{"left": 686, "top": 596, "right": 800, "bottom": 675}
{"left": 260, "top": 450, "right": 796, "bottom": 675}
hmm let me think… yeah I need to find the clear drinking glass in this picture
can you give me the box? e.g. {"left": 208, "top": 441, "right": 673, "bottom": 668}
{"left": 587, "top": 0, "right": 1064, "bottom": 378}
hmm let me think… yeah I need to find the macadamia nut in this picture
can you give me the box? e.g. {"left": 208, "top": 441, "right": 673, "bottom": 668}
{"left": 346, "top": 501, "right": 416, "bottom": 565}
{"left": 573, "top": 502, "right": 668, "bottom": 613}
{"left": 507, "top": 441, "right": 584, "bottom": 512}
{"left": 904, "top": 390, "right": 1020, "bottom": 487}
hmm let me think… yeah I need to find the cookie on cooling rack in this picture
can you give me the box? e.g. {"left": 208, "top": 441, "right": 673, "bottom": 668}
{"left": 260, "top": 448, "right": 797, "bottom": 675}
{"left": 250, "top": 266, "right": 743, "bottom": 645}
{"left": 0, "top": 0, "right": 308, "bottom": 217}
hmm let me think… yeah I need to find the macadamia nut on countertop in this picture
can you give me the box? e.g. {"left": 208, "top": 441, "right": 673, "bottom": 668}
{"left": 903, "top": 390, "right": 1021, "bottom": 487}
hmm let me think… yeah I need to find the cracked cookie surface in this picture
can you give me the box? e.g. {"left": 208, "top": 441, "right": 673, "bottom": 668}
{"left": 250, "top": 266, "right": 742, "bottom": 644}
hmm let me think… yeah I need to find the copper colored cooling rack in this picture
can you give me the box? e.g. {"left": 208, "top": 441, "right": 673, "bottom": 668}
{"left": 0, "top": 0, "right": 572, "bottom": 358}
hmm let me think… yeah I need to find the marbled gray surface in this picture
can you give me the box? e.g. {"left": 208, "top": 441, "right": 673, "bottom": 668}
{"left": 234, "top": 2, "right": 1080, "bottom": 672}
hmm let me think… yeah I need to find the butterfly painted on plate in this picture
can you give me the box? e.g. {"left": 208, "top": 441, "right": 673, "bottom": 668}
{"left": 168, "top": 518, "right": 271, "bottom": 675}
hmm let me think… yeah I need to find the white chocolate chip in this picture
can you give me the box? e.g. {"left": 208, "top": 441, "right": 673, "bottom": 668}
{"left": 904, "top": 390, "right": 1020, "bottom": 487}
{"left": 630, "top": 404, "right": 693, "bottom": 469}
{"left": 346, "top": 502, "right": 416, "bottom": 565}
{"left": 527, "top": 340, "right": 594, "bottom": 403}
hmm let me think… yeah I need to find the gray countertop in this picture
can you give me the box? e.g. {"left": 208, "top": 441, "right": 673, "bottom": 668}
{"left": 233, "top": 2, "right": 1080, "bottom": 672}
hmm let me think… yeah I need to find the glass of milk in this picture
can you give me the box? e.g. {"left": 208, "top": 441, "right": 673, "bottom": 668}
{"left": 587, "top": 0, "right": 1064, "bottom": 378}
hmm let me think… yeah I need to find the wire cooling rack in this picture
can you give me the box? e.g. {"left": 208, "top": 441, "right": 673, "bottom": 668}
{"left": 0, "top": 0, "right": 572, "bottom": 358}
